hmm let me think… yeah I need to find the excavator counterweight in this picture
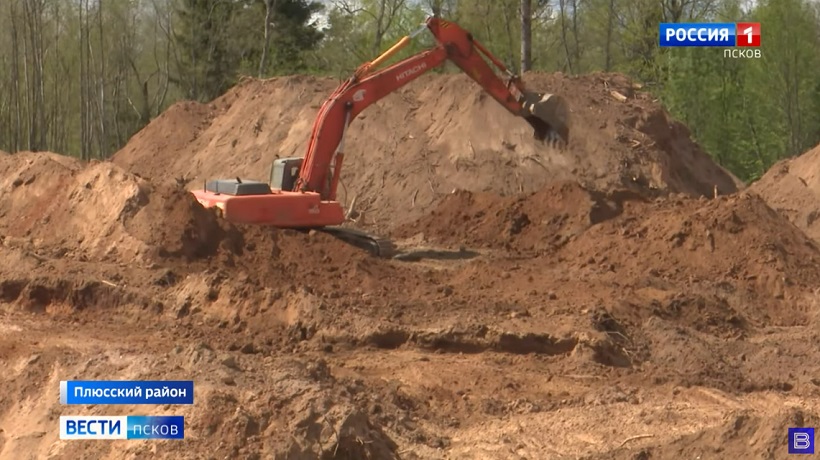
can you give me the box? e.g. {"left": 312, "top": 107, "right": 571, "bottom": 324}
{"left": 190, "top": 17, "right": 571, "bottom": 257}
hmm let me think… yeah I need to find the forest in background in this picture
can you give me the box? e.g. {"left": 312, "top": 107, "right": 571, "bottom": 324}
{"left": 0, "top": 0, "right": 818, "bottom": 181}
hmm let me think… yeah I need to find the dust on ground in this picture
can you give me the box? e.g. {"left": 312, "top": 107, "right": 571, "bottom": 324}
{"left": 1, "top": 73, "right": 818, "bottom": 460}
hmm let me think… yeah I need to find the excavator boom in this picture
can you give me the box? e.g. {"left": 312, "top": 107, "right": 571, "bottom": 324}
{"left": 190, "top": 17, "right": 570, "bottom": 256}
{"left": 297, "top": 16, "right": 569, "bottom": 201}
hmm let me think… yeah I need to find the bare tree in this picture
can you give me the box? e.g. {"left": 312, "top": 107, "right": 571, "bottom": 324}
{"left": 604, "top": 0, "right": 616, "bottom": 70}
{"left": 99, "top": 1, "right": 109, "bottom": 156}
{"left": 259, "top": 0, "right": 277, "bottom": 77}
{"left": 80, "top": 0, "right": 92, "bottom": 159}
{"left": 9, "top": 2, "right": 23, "bottom": 152}
{"left": 21, "top": 0, "right": 48, "bottom": 151}
{"left": 423, "top": 0, "right": 457, "bottom": 19}
{"left": 558, "top": 0, "right": 574, "bottom": 73}
{"left": 335, "top": 0, "right": 407, "bottom": 56}
{"left": 520, "top": 0, "right": 532, "bottom": 72}
{"left": 373, "top": 0, "right": 407, "bottom": 55}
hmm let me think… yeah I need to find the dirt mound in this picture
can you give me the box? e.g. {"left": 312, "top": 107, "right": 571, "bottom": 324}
{"left": 524, "top": 73, "right": 743, "bottom": 194}
{"left": 559, "top": 190, "right": 820, "bottom": 328}
{"left": 750, "top": 142, "right": 820, "bottom": 242}
{"left": 0, "top": 151, "right": 377, "bottom": 275}
{"left": 123, "top": 183, "right": 236, "bottom": 260}
{"left": 0, "top": 152, "right": 236, "bottom": 264}
{"left": 604, "top": 407, "right": 820, "bottom": 460}
{"left": 111, "top": 72, "right": 741, "bottom": 231}
{"left": 0, "top": 152, "right": 148, "bottom": 260}
{"left": 407, "top": 181, "right": 820, "bottom": 328}
{"left": 396, "top": 180, "right": 642, "bottom": 253}
{"left": 113, "top": 101, "right": 216, "bottom": 177}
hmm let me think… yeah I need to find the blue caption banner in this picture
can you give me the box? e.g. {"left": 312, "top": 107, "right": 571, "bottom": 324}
{"left": 659, "top": 23, "right": 737, "bottom": 47}
{"left": 60, "top": 415, "right": 185, "bottom": 440}
{"left": 60, "top": 380, "right": 194, "bottom": 405}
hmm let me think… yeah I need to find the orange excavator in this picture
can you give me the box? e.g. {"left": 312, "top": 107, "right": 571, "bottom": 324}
{"left": 190, "top": 17, "right": 570, "bottom": 257}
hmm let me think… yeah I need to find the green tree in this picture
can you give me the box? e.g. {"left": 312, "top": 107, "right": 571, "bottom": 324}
{"left": 233, "top": 0, "right": 325, "bottom": 77}
{"left": 753, "top": 0, "right": 820, "bottom": 159}
{"left": 173, "top": 0, "right": 240, "bottom": 101}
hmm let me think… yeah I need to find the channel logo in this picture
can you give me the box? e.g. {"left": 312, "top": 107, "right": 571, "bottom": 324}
{"left": 59, "top": 415, "right": 184, "bottom": 440}
{"left": 659, "top": 23, "right": 761, "bottom": 47}
{"left": 789, "top": 427, "right": 815, "bottom": 454}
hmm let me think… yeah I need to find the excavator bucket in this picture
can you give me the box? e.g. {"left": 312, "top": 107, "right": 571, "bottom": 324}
{"left": 522, "top": 92, "right": 570, "bottom": 145}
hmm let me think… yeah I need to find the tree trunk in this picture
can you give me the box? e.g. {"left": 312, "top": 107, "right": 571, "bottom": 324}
{"left": 258, "top": 0, "right": 275, "bottom": 78}
{"left": 570, "top": 0, "right": 581, "bottom": 70}
{"left": 10, "top": 3, "right": 22, "bottom": 152}
{"left": 97, "top": 1, "right": 107, "bottom": 157}
{"left": 604, "top": 0, "right": 615, "bottom": 71}
{"left": 80, "top": 0, "right": 90, "bottom": 159}
{"left": 502, "top": 5, "right": 516, "bottom": 71}
{"left": 374, "top": 0, "right": 387, "bottom": 56}
{"left": 558, "top": 0, "right": 574, "bottom": 73}
{"left": 430, "top": 0, "right": 442, "bottom": 17}
{"left": 520, "top": 0, "right": 532, "bottom": 72}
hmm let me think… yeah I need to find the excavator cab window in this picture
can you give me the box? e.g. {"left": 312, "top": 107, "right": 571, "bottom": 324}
{"left": 270, "top": 157, "right": 303, "bottom": 191}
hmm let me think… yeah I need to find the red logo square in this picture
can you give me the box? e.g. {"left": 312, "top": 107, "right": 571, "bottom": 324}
{"left": 736, "top": 22, "right": 761, "bottom": 47}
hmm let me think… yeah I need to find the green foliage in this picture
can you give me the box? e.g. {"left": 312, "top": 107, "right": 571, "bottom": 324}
{"left": 172, "top": 0, "right": 242, "bottom": 101}
{"left": 309, "top": 0, "right": 429, "bottom": 76}
{"left": 0, "top": 0, "right": 818, "bottom": 182}
{"left": 656, "top": 0, "right": 820, "bottom": 180}
{"left": 232, "top": 0, "right": 325, "bottom": 77}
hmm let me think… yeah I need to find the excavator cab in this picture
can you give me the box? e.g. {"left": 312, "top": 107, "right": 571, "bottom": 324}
{"left": 522, "top": 91, "right": 570, "bottom": 144}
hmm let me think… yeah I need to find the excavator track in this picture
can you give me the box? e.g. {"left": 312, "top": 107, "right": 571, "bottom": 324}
{"left": 318, "top": 226, "right": 397, "bottom": 259}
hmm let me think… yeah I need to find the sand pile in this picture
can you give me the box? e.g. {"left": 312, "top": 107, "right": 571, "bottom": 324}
{"left": 0, "top": 152, "right": 241, "bottom": 264}
{"left": 0, "top": 150, "right": 421, "bottom": 322}
{"left": 397, "top": 181, "right": 642, "bottom": 253}
{"left": 408, "top": 180, "right": 820, "bottom": 328}
{"left": 111, "top": 72, "right": 742, "bottom": 230}
{"left": 750, "top": 142, "right": 820, "bottom": 242}
{"left": 0, "top": 152, "right": 150, "bottom": 260}
{"left": 559, "top": 191, "right": 820, "bottom": 327}
{"left": 0, "top": 152, "right": 378, "bottom": 279}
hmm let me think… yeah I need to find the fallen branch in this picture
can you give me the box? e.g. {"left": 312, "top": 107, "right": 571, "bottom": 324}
{"left": 321, "top": 415, "right": 341, "bottom": 457}
{"left": 610, "top": 90, "right": 628, "bottom": 102}
{"left": 618, "top": 433, "right": 655, "bottom": 448}
{"left": 27, "top": 252, "right": 48, "bottom": 262}
{"left": 100, "top": 280, "right": 118, "bottom": 288}
{"left": 525, "top": 155, "right": 549, "bottom": 171}
{"left": 345, "top": 194, "right": 358, "bottom": 219}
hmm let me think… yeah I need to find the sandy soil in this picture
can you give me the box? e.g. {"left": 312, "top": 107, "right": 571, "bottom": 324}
{"left": 1, "top": 72, "right": 818, "bottom": 460}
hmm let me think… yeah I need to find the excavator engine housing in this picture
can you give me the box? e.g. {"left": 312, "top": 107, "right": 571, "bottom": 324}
{"left": 204, "top": 179, "right": 270, "bottom": 196}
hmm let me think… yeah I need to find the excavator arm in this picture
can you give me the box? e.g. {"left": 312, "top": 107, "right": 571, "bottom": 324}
{"left": 190, "top": 16, "right": 570, "bottom": 250}
{"left": 295, "top": 16, "right": 570, "bottom": 201}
